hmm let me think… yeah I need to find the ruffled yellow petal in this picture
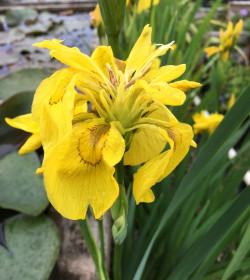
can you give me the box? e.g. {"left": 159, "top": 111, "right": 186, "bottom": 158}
{"left": 32, "top": 68, "right": 77, "bottom": 123}
{"left": 5, "top": 114, "right": 41, "bottom": 154}
{"left": 91, "top": 46, "right": 118, "bottom": 81}
{"left": 204, "top": 46, "right": 220, "bottom": 57}
{"left": 150, "top": 64, "right": 186, "bottom": 83}
{"left": 141, "top": 64, "right": 185, "bottom": 85}
{"left": 135, "top": 80, "right": 186, "bottom": 106}
{"left": 193, "top": 111, "right": 224, "bottom": 135}
{"left": 32, "top": 69, "right": 80, "bottom": 157}
{"left": 124, "top": 124, "right": 168, "bottom": 166}
{"left": 148, "top": 103, "right": 178, "bottom": 123}
{"left": 74, "top": 93, "right": 88, "bottom": 115}
{"left": 5, "top": 114, "right": 38, "bottom": 134}
{"left": 19, "top": 133, "right": 41, "bottom": 154}
{"left": 133, "top": 122, "right": 193, "bottom": 204}
{"left": 34, "top": 39, "right": 105, "bottom": 81}
{"left": 225, "top": 21, "right": 233, "bottom": 39}
{"left": 169, "top": 80, "right": 202, "bottom": 92}
{"left": 233, "top": 19, "right": 243, "bottom": 39}
{"left": 125, "top": 25, "right": 152, "bottom": 80}
{"left": 89, "top": 4, "right": 103, "bottom": 28}
{"left": 43, "top": 120, "right": 125, "bottom": 220}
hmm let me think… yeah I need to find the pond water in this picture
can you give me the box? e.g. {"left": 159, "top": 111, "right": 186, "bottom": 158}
{"left": 0, "top": 8, "right": 96, "bottom": 77}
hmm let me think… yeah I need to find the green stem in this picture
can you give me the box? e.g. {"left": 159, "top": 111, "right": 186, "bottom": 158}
{"left": 115, "top": 159, "right": 124, "bottom": 184}
{"left": 107, "top": 33, "right": 120, "bottom": 58}
{"left": 113, "top": 159, "right": 125, "bottom": 280}
{"left": 114, "top": 243, "right": 122, "bottom": 280}
{"left": 98, "top": 219, "right": 109, "bottom": 279}
{"left": 78, "top": 218, "right": 108, "bottom": 280}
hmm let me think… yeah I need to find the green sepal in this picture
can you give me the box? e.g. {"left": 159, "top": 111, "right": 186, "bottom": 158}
{"left": 98, "top": 0, "right": 126, "bottom": 36}
{"left": 111, "top": 185, "right": 128, "bottom": 244}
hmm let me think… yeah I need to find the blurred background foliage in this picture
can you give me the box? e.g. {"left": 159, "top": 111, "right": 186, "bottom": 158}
{"left": 0, "top": 0, "right": 249, "bottom": 279}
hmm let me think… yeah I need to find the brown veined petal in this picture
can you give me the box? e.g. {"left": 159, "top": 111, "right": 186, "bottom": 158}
{"left": 32, "top": 70, "right": 80, "bottom": 158}
{"left": 43, "top": 120, "right": 125, "bottom": 220}
{"left": 124, "top": 124, "right": 168, "bottom": 166}
{"left": 32, "top": 68, "right": 77, "bottom": 124}
{"left": 133, "top": 122, "right": 193, "bottom": 204}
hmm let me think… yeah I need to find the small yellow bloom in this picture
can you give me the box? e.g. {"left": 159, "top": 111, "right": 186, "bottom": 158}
{"left": 193, "top": 111, "right": 224, "bottom": 135}
{"left": 126, "top": 0, "right": 159, "bottom": 13}
{"left": 7, "top": 25, "right": 200, "bottom": 220}
{"left": 5, "top": 114, "right": 41, "bottom": 154}
{"left": 228, "top": 93, "right": 235, "bottom": 110}
{"left": 89, "top": 4, "right": 103, "bottom": 29}
{"left": 204, "top": 20, "right": 243, "bottom": 62}
{"left": 137, "top": 0, "right": 159, "bottom": 13}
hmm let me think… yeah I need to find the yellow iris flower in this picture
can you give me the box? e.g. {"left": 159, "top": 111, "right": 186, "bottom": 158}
{"left": 193, "top": 111, "right": 224, "bottom": 135}
{"left": 7, "top": 25, "right": 200, "bottom": 220}
{"left": 204, "top": 20, "right": 243, "bottom": 61}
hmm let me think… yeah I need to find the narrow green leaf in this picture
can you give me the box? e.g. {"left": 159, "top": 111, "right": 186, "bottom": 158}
{"left": 167, "top": 187, "right": 250, "bottom": 280}
{"left": 222, "top": 220, "right": 250, "bottom": 280}
{"left": 133, "top": 85, "right": 250, "bottom": 280}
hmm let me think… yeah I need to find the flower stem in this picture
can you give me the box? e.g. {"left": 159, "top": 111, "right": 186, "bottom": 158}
{"left": 113, "top": 159, "right": 125, "bottom": 280}
{"left": 114, "top": 243, "right": 122, "bottom": 280}
{"left": 107, "top": 33, "right": 120, "bottom": 58}
{"left": 97, "top": 219, "right": 109, "bottom": 280}
{"left": 78, "top": 218, "right": 109, "bottom": 280}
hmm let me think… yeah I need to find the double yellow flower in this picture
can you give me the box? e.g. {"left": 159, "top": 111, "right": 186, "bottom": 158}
{"left": 6, "top": 25, "right": 200, "bottom": 220}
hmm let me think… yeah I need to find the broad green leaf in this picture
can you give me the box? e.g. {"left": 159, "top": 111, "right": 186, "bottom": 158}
{"left": 0, "top": 151, "right": 48, "bottom": 216}
{"left": 0, "top": 214, "right": 60, "bottom": 280}
{"left": 0, "top": 68, "right": 51, "bottom": 101}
